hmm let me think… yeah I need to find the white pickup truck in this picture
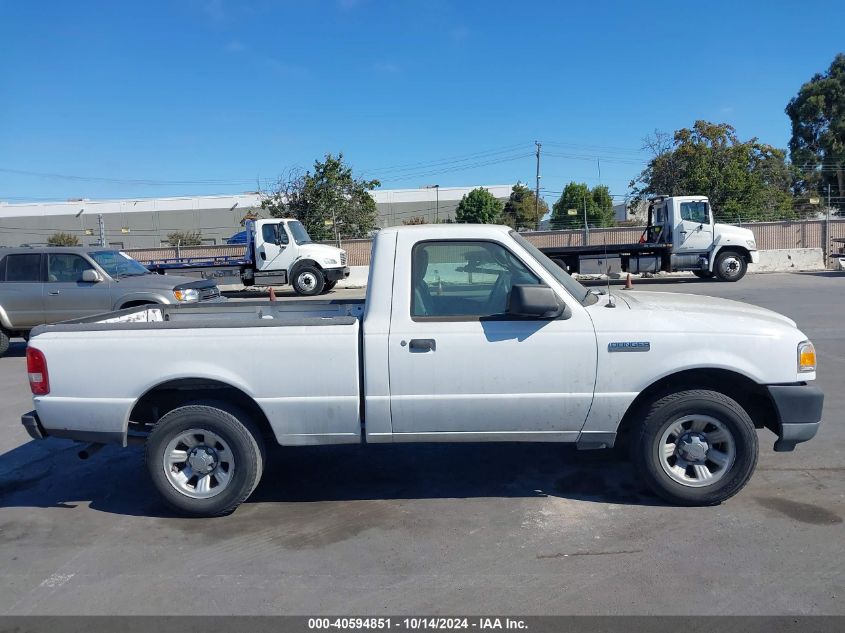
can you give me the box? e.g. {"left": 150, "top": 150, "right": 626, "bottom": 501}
{"left": 21, "top": 224, "right": 823, "bottom": 516}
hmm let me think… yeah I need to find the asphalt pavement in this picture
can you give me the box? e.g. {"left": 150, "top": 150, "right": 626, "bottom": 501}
{"left": 0, "top": 272, "right": 842, "bottom": 615}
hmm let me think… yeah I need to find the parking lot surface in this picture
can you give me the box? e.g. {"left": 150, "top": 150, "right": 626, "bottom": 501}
{"left": 0, "top": 272, "right": 842, "bottom": 615}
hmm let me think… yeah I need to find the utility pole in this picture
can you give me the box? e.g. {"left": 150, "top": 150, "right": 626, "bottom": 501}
{"left": 97, "top": 214, "right": 105, "bottom": 247}
{"left": 826, "top": 184, "right": 832, "bottom": 268}
{"left": 583, "top": 194, "right": 590, "bottom": 245}
{"left": 534, "top": 141, "right": 542, "bottom": 230}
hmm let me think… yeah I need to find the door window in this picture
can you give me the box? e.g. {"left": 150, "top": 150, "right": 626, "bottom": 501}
{"left": 262, "top": 224, "right": 288, "bottom": 245}
{"left": 680, "top": 201, "right": 709, "bottom": 224}
{"left": 47, "top": 253, "right": 94, "bottom": 282}
{"left": 4, "top": 254, "right": 42, "bottom": 282}
{"left": 411, "top": 241, "right": 540, "bottom": 319}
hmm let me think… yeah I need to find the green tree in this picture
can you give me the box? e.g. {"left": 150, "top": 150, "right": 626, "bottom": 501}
{"left": 786, "top": 53, "right": 845, "bottom": 209}
{"left": 262, "top": 154, "right": 380, "bottom": 240}
{"left": 47, "top": 232, "right": 80, "bottom": 246}
{"left": 455, "top": 187, "right": 504, "bottom": 224}
{"left": 166, "top": 230, "right": 202, "bottom": 246}
{"left": 550, "top": 182, "right": 615, "bottom": 229}
{"left": 630, "top": 121, "right": 794, "bottom": 222}
{"left": 501, "top": 182, "right": 549, "bottom": 230}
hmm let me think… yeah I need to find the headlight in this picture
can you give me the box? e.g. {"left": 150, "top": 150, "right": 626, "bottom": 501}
{"left": 798, "top": 341, "right": 816, "bottom": 372}
{"left": 173, "top": 288, "right": 199, "bottom": 302}
{"left": 746, "top": 239, "right": 756, "bottom": 249}
{"left": 323, "top": 258, "right": 338, "bottom": 266}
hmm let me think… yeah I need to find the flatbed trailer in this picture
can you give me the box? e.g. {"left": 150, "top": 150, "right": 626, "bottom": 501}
{"left": 537, "top": 196, "right": 760, "bottom": 281}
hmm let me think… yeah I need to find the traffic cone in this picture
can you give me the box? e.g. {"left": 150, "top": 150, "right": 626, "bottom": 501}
{"left": 268, "top": 287, "right": 277, "bottom": 302}
{"left": 623, "top": 274, "right": 634, "bottom": 290}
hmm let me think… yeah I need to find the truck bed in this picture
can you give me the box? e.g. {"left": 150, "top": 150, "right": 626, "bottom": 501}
{"left": 28, "top": 299, "right": 366, "bottom": 447}
{"left": 31, "top": 299, "right": 366, "bottom": 331}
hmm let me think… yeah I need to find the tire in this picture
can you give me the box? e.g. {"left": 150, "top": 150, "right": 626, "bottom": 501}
{"left": 323, "top": 280, "right": 337, "bottom": 292}
{"left": 692, "top": 270, "right": 714, "bottom": 279}
{"left": 292, "top": 264, "right": 326, "bottom": 296}
{"left": 145, "top": 403, "right": 265, "bottom": 517}
{"left": 631, "top": 389, "right": 758, "bottom": 506}
{"left": 714, "top": 251, "right": 747, "bottom": 282}
{"left": 0, "top": 328, "right": 9, "bottom": 357}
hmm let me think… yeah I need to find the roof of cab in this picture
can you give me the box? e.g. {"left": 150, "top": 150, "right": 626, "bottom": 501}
{"left": 378, "top": 223, "right": 514, "bottom": 237}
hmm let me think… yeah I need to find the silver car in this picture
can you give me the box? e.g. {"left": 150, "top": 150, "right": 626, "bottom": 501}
{"left": 0, "top": 247, "right": 223, "bottom": 356}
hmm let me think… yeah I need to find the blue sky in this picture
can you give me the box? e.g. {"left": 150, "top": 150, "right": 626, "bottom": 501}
{"left": 1, "top": 0, "right": 841, "bottom": 205}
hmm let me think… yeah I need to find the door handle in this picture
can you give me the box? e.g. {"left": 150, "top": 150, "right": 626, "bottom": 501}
{"left": 48, "top": 290, "right": 60, "bottom": 296}
{"left": 408, "top": 338, "right": 436, "bottom": 352}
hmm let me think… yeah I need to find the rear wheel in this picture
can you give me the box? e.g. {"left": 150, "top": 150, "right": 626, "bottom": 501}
{"left": 0, "top": 328, "right": 10, "bottom": 357}
{"left": 631, "top": 389, "right": 758, "bottom": 506}
{"left": 146, "top": 403, "right": 265, "bottom": 516}
{"left": 292, "top": 265, "right": 326, "bottom": 296}
{"left": 692, "top": 270, "right": 714, "bottom": 279}
{"left": 714, "top": 251, "right": 747, "bottom": 282}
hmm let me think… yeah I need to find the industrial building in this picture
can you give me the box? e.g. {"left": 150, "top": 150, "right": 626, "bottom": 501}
{"left": 0, "top": 185, "right": 513, "bottom": 249}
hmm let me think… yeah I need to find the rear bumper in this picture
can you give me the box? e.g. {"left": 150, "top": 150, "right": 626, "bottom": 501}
{"left": 767, "top": 384, "right": 824, "bottom": 451}
{"left": 22, "top": 410, "right": 46, "bottom": 440}
{"left": 325, "top": 266, "right": 351, "bottom": 282}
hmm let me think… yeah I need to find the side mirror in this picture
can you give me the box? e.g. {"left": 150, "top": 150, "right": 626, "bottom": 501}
{"left": 507, "top": 285, "right": 565, "bottom": 319}
{"left": 82, "top": 269, "right": 102, "bottom": 283}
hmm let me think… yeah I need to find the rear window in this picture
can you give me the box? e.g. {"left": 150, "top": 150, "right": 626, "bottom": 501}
{"left": 4, "top": 253, "right": 42, "bottom": 282}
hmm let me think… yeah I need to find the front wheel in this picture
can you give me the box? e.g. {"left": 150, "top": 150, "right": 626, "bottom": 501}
{"left": 714, "top": 251, "right": 747, "bottom": 282}
{"left": 292, "top": 265, "right": 326, "bottom": 296}
{"left": 146, "top": 403, "right": 265, "bottom": 516}
{"left": 631, "top": 389, "right": 758, "bottom": 506}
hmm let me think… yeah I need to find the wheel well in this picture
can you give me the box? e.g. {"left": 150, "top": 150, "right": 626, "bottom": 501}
{"left": 715, "top": 246, "right": 750, "bottom": 261}
{"left": 615, "top": 368, "right": 777, "bottom": 449}
{"left": 120, "top": 300, "right": 159, "bottom": 310}
{"left": 128, "top": 378, "right": 275, "bottom": 443}
{"left": 291, "top": 259, "right": 323, "bottom": 276}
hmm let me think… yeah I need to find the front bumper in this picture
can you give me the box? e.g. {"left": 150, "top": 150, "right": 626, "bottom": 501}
{"left": 767, "top": 384, "right": 823, "bottom": 451}
{"left": 325, "top": 266, "right": 351, "bottom": 282}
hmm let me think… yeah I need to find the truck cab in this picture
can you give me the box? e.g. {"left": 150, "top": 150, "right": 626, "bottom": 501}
{"left": 249, "top": 219, "right": 349, "bottom": 294}
{"left": 645, "top": 196, "right": 759, "bottom": 281}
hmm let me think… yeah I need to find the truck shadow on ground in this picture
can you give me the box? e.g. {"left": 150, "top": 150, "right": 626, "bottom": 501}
{"left": 0, "top": 439, "right": 663, "bottom": 518}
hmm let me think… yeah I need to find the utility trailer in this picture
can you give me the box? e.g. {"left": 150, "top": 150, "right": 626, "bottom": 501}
{"left": 539, "top": 196, "right": 760, "bottom": 282}
{"left": 142, "top": 218, "right": 350, "bottom": 296}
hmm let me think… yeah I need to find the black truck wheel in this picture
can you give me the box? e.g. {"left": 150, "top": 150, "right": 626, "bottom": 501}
{"left": 631, "top": 389, "right": 758, "bottom": 506}
{"left": 146, "top": 403, "right": 265, "bottom": 517}
{"left": 292, "top": 265, "right": 326, "bottom": 296}
{"left": 0, "top": 328, "right": 10, "bottom": 357}
{"left": 692, "top": 270, "right": 714, "bottom": 279}
{"left": 714, "top": 251, "right": 747, "bottom": 282}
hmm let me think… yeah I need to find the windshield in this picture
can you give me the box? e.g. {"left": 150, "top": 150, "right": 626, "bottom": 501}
{"left": 288, "top": 220, "right": 312, "bottom": 245}
{"left": 509, "top": 231, "right": 598, "bottom": 306}
{"left": 90, "top": 251, "right": 151, "bottom": 278}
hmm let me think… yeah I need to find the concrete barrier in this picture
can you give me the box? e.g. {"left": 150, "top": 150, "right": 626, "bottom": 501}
{"left": 747, "top": 248, "right": 825, "bottom": 273}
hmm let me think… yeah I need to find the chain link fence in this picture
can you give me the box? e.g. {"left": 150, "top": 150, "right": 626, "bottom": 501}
{"left": 127, "top": 219, "right": 845, "bottom": 268}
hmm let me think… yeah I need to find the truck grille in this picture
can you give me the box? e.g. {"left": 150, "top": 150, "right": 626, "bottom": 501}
{"left": 200, "top": 287, "right": 221, "bottom": 301}
{"left": 340, "top": 252, "right": 347, "bottom": 266}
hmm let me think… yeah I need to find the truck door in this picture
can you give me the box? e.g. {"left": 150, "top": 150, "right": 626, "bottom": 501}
{"left": 44, "top": 253, "right": 113, "bottom": 322}
{"left": 387, "top": 236, "right": 597, "bottom": 441}
{"left": 0, "top": 252, "right": 45, "bottom": 327}
{"left": 254, "top": 220, "right": 296, "bottom": 274}
{"left": 674, "top": 200, "right": 714, "bottom": 253}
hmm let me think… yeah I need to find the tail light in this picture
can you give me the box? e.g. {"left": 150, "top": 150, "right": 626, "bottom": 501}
{"left": 27, "top": 347, "right": 50, "bottom": 395}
